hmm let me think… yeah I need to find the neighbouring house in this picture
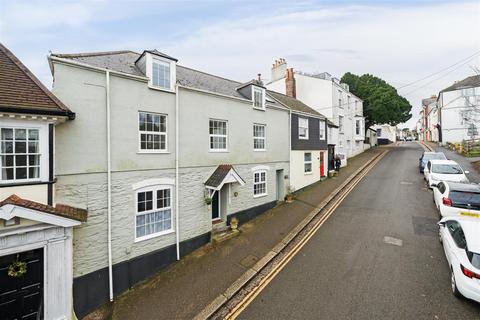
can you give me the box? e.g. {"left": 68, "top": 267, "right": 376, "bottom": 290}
{"left": 427, "top": 101, "right": 440, "bottom": 143}
{"left": 327, "top": 121, "right": 339, "bottom": 171}
{"left": 365, "top": 127, "right": 378, "bottom": 147}
{"left": 438, "top": 75, "right": 480, "bottom": 144}
{"left": 372, "top": 124, "right": 397, "bottom": 144}
{"left": 0, "top": 43, "right": 87, "bottom": 319}
{"left": 268, "top": 91, "right": 328, "bottom": 191}
{"left": 267, "top": 59, "right": 365, "bottom": 166}
{"left": 48, "top": 49, "right": 291, "bottom": 317}
{"left": 420, "top": 95, "right": 437, "bottom": 142}
{"left": 416, "top": 113, "right": 424, "bottom": 141}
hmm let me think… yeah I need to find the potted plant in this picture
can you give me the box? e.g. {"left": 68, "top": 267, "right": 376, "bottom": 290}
{"left": 285, "top": 185, "right": 295, "bottom": 203}
{"left": 230, "top": 217, "right": 239, "bottom": 231}
{"left": 204, "top": 196, "right": 212, "bottom": 206}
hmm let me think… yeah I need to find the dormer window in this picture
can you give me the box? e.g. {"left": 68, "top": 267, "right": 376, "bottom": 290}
{"left": 152, "top": 59, "right": 171, "bottom": 89}
{"left": 253, "top": 87, "right": 265, "bottom": 109}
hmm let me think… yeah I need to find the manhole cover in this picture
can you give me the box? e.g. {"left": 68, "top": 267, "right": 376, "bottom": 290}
{"left": 412, "top": 216, "right": 438, "bottom": 237}
{"left": 239, "top": 254, "right": 259, "bottom": 268}
{"left": 384, "top": 236, "right": 403, "bottom": 246}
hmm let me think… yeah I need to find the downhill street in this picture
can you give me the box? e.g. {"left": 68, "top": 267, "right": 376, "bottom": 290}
{"left": 239, "top": 142, "right": 480, "bottom": 319}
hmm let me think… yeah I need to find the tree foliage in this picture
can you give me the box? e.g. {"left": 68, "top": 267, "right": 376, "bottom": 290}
{"left": 340, "top": 72, "right": 412, "bottom": 129}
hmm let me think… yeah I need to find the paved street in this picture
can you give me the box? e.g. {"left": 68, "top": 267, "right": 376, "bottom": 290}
{"left": 239, "top": 142, "right": 480, "bottom": 319}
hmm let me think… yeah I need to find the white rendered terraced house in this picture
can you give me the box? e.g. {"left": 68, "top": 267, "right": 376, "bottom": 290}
{"left": 49, "top": 49, "right": 292, "bottom": 317}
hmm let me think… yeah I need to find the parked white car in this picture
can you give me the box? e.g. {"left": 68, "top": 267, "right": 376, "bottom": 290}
{"left": 438, "top": 216, "right": 480, "bottom": 303}
{"left": 424, "top": 160, "right": 469, "bottom": 188}
{"left": 433, "top": 182, "right": 480, "bottom": 218}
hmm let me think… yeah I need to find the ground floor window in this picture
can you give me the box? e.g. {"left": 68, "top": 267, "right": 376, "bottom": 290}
{"left": 304, "top": 152, "right": 312, "bottom": 174}
{"left": 253, "top": 170, "right": 267, "bottom": 197}
{"left": 136, "top": 186, "right": 173, "bottom": 239}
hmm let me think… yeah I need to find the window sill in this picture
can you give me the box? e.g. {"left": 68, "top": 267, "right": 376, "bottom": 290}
{"left": 253, "top": 106, "right": 266, "bottom": 111}
{"left": 137, "top": 150, "right": 170, "bottom": 154}
{"left": 209, "top": 150, "right": 229, "bottom": 153}
{"left": 304, "top": 172, "right": 313, "bottom": 175}
{"left": 147, "top": 85, "right": 175, "bottom": 93}
{"left": 134, "top": 229, "right": 174, "bottom": 243}
{"left": 254, "top": 149, "right": 266, "bottom": 152}
{"left": 0, "top": 179, "right": 55, "bottom": 188}
{"left": 298, "top": 137, "right": 309, "bottom": 140}
{"left": 253, "top": 193, "right": 268, "bottom": 198}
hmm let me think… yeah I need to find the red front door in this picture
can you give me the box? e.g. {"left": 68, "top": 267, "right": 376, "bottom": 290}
{"left": 320, "top": 152, "right": 325, "bottom": 177}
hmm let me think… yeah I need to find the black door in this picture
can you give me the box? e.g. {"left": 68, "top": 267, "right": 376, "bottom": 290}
{"left": 328, "top": 145, "right": 335, "bottom": 171}
{"left": 211, "top": 191, "right": 220, "bottom": 220}
{"left": 0, "top": 248, "right": 44, "bottom": 320}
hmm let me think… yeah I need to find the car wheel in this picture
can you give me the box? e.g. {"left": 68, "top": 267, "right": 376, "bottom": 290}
{"left": 451, "top": 269, "right": 462, "bottom": 298}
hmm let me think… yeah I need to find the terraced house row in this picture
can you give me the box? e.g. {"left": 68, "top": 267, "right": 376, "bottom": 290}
{"left": 0, "top": 43, "right": 366, "bottom": 319}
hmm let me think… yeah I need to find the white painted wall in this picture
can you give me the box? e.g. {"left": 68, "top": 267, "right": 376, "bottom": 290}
{"left": 439, "top": 87, "right": 480, "bottom": 143}
{"left": 290, "top": 150, "right": 320, "bottom": 191}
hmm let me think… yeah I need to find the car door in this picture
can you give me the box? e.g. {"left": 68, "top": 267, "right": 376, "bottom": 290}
{"left": 434, "top": 182, "right": 445, "bottom": 209}
{"left": 445, "top": 220, "right": 466, "bottom": 267}
{"left": 424, "top": 161, "right": 431, "bottom": 181}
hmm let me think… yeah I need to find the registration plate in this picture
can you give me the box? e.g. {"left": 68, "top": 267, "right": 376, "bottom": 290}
{"left": 460, "top": 212, "right": 480, "bottom": 218}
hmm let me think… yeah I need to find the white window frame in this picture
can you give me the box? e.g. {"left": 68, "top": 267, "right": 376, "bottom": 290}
{"left": 253, "top": 170, "right": 267, "bottom": 198}
{"left": 138, "top": 111, "right": 168, "bottom": 153}
{"left": 134, "top": 185, "right": 174, "bottom": 242}
{"left": 339, "top": 115, "right": 344, "bottom": 133}
{"left": 151, "top": 58, "right": 172, "bottom": 90}
{"left": 355, "top": 119, "right": 361, "bottom": 135}
{"left": 253, "top": 123, "right": 266, "bottom": 151}
{"left": 319, "top": 120, "right": 325, "bottom": 140}
{"left": 252, "top": 86, "right": 266, "bottom": 110}
{"left": 209, "top": 119, "right": 228, "bottom": 152}
{"left": 304, "top": 152, "right": 313, "bottom": 174}
{"left": 298, "top": 117, "right": 309, "bottom": 140}
{"left": 0, "top": 121, "right": 48, "bottom": 184}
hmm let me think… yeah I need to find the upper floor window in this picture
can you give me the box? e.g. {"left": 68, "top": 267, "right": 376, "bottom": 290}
{"left": 319, "top": 120, "right": 325, "bottom": 140}
{"left": 135, "top": 186, "right": 173, "bottom": 240}
{"left": 338, "top": 90, "right": 343, "bottom": 108}
{"left": 304, "top": 152, "right": 312, "bottom": 174}
{"left": 152, "top": 60, "right": 171, "bottom": 89}
{"left": 347, "top": 96, "right": 351, "bottom": 110}
{"left": 356, "top": 120, "right": 361, "bottom": 135}
{"left": 339, "top": 116, "right": 344, "bottom": 133}
{"left": 139, "top": 112, "right": 167, "bottom": 152}
{"left": 1, "top": 128, "right": 40, "bottom": 182}
{"left": 298, "top": 117, "right": 309, "bottom": 140}
{"left": 253, "top": 87, "right": 265, "bottom": 109}
{"left": 253, "top": 124, "right": 266, "bottom": 151}
{"left": 253, "top": 170, "right": 267, "bottom": 197}
{"left": 209, "top": 119, "right": 228, "bottom": 151}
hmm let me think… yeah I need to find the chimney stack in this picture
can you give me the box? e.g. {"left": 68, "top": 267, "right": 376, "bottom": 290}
{"left": 285, "top": 68, "right": 296, "bottom": 98}
{"left": 271, "top": 58, "right": 287, "bottom": 82}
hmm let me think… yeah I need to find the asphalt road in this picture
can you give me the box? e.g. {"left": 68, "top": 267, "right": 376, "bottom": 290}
{"left": 239, "top": 142, "right": 480, "bottom": 320}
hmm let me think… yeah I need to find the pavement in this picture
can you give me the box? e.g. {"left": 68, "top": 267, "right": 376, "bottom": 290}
{"left": 94, "top": 147, "right": 382, "bottom": 320}
{"left": 426, "top": 142, "right": 480, "bottom": 183}
{"left": 239, "top": 142, "right": 480, "bottom": 319}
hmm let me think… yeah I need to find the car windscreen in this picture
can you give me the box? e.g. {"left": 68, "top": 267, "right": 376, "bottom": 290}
{"left": 449, "top": 191, "right": 480, "bottom": 209}
{"left": 423, "top": 153, "right": 446, "bottom": 161}
{"left": 432, "top": 164, "right": 463, "bottom": 174}
{"left": 467, "top": 250, "right": 480, "bottom": 269}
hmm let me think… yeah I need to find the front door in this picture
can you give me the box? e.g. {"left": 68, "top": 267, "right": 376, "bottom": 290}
{"left": 0, "top": 248, "right": 44, "bottom": 320}
{"left": 276, "top": 169, "right": 284, "bottom": 201}
{"left": 211, "top": 191, "right": 220, "bottom": 220}
{"left": 319, "top": 152, "right": 325, "bottom": 177}
{"left": 328, "top": 146, "right": 335, "bottom": 171}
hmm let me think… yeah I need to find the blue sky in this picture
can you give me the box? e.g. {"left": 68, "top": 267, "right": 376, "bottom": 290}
{"left": 1, "top": 0, "right": 479, "bottom": 128}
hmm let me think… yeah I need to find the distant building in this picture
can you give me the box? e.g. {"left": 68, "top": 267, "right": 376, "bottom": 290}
{"left": 267, "top": 59, "right": 365, "bottom": 167}
{"left": 438, "top": 75, "right": 480, "bottom": 144}
{"left": 371, "top": 124, "right": 396, "bottom": 144}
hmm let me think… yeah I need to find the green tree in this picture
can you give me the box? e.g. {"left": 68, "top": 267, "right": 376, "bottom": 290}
{"left": 341, "top": 72, "right": 412, "bottom": 130}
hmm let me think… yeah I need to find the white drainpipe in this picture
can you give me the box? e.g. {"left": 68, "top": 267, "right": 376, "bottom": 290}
{"left": 175, "top": 84, "right": 180, "bottom": 260}
{"left": 106, "top": 70, "right": 114, "bottom": 301}
{"left": 288, "top": 109, "right": 292, "bottom": 193}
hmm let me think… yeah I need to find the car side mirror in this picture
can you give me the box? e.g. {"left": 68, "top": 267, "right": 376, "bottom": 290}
{"left": 431, "top": 183, "right": 438, "bottom": 188}
{"left": 465, "top": 170, "right": 470, "bottom": 174}
{"left": 437, "top": 221, "right": 445, "bottom": 227}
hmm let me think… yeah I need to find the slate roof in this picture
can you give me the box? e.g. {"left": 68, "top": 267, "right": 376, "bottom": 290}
{"left": 0, "top": 43, "right": 74, "bottom": 118}
{"left": 205, "top": 164, "right": 245, "bottom": 189}
{"left": 0, "top": 194, "right": 87, "bottom": 222}
{"left": 440, "top": 75, "right": 480, "bottom": 93}
{"left": 267, "top": 90, "right": 325, "bottom": 118}
{"left": 51, "top": 50, "right": 258, "bottom": 100}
